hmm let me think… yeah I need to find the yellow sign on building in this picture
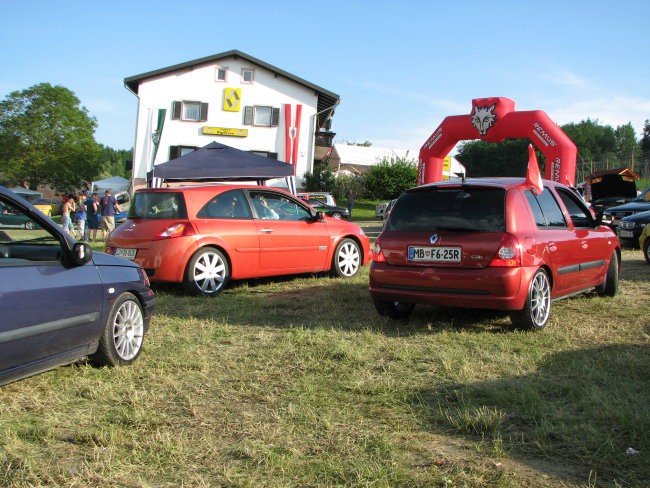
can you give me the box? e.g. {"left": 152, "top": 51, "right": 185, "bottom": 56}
{"left": 202, "top": 126, "right": 248, "bottom": 137}
{"left": 223, "top": 88, "right": 241, "bottom": 112}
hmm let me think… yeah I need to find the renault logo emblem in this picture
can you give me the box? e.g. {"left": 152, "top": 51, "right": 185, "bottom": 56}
{"left": 429, "top": 233, "right": 440, "bottom": 244}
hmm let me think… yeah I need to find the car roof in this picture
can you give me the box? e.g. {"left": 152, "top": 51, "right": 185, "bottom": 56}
{"left": 135, "top": 184, "right": 293, "bottom": 195}
{"left": 409, "top": 177, "right": 543, "bottom": 193}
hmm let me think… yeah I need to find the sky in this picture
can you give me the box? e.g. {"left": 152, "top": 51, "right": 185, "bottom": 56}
{"left": 1, "top": 0, "right": 648, "bottom": 152}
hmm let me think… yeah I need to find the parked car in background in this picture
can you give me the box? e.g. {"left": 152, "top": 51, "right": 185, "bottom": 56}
{"left": 601, "top": 188, "right": 650, "bottom": 230}
{"left": 640, "top": 222, "right": 650, "bottom": 264}
{"left": 32, "top": 198, "right": 62, "bottom": 217}
{"left": 376, "top": 201, "right": 390, "bottom": 219}
{"left": 586, "top": 168, "right": 639, "bottom": 219}
{"left": 305, "top": 199, "right": 350, "bottom": 220}
{"left": 369, "top": 178, "right": 620, "bottom": 330}
{"left": 0, "top": 186, "right": 154, "bottom": 386}
{"left": 106, "top": 185, "right": 371, "bottom": 297}
{"left": 297, "top": 192, "right": 337, "bottom": 206}
{"left": 0, "top": 201, "right": 39, "bottom": 229}
{"left": 617, "top": 210, "right": 650, "bottom": 247}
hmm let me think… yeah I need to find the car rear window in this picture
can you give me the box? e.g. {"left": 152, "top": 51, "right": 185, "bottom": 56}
{"left": 129, "top": 192, "right": 187, "bottom": 220}
{"left": 386, "top": 187, "right": 506, "bottom": 232}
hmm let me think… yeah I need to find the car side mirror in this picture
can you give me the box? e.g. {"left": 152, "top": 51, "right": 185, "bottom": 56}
{"left": 309, "top": 209, "right": 324, "bottom": 222}
{"left": 72, "top": 241, "right": 93, "bottom": 266}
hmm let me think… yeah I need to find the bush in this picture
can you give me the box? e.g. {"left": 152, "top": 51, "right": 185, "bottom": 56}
{"left": 362, "top": 156, "right": 417, "bottom": 199}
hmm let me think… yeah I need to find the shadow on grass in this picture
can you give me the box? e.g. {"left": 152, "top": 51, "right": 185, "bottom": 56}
{"left": 415, "top": 344, "right": 650, "bottom": 487}
{"left": 153, "top": 275, "right": 513, "bottom": 336}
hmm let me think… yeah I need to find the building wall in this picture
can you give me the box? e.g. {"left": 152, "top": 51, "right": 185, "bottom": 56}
{"left": 131, "top": 57, "right": 319, "bottom": 186}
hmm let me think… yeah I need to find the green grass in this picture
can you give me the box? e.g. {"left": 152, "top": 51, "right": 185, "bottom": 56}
{"left": 351, "top": 199, "right": 385, "bottom": 221}
{"left": 0, "top": 242, "right": 648, "bottom": 487}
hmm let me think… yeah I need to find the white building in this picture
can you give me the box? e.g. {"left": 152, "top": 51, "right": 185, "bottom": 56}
{"left": 124, "top": 50, "right": 339, "bottom": 189}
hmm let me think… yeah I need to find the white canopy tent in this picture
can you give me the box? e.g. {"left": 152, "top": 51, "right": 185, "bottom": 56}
{"left": 91, "top": 176, "right": 130, "bottom": 195}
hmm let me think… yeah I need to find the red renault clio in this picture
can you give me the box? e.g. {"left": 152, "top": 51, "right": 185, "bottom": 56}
{"left": 106, "top": 185, "right": 370, "bottom": 296}
{"left": 369, "top": 178, "right": 620, "bottom": 330}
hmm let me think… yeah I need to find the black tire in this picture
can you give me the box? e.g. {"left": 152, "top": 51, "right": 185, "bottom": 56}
{"left": 183, "top": 247, "right": 230, "bottom": 296}
{"left": 643, "top": 238, "right": 650, "bottom": 264}
{"left": 509, "top": 269, "right": 551, "bottom": 331}
{"left": 331, "top": 212, "right": 342, "bottom": 219}
{"left": 595, "top": 252, "right": 619, "bottom": 297}
{"left": 373, "top": 299, "right": 415, "bottom": 319}
{"left": 330, "top": 238, "right": 361, "bottom": 278}
{"left": 24, "top": 221, "right": 35, "bottom": 230}
{"left": 90, "top": 292, "right": 145, "bottom": 366}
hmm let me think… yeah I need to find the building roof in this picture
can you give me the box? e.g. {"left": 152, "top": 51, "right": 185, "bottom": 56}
{"left": 124, "top": 50, "right": 340, "bottom": 129}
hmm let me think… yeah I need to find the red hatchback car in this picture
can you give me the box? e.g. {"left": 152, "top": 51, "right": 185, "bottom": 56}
{"left": 106, "top": 185, "right": 371, "bottom": 296}
{"left": 369, "top": 178, "right": 620, "bottom": 330}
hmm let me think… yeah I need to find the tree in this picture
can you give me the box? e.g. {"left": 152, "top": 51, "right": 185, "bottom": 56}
{"left": 455, "top": 138, "right": 531, "bottom": 177}
{"left": 614, "top": 123, "right": 639, "bottom": 168}
{"left": 641, "top": 120, "right": 650, "bottom": 162}
{"left": 0, "top": 83, "right": 102, "bottom": 192}
{"left": 98, "top": 145, "right": 133, "bottom": 179}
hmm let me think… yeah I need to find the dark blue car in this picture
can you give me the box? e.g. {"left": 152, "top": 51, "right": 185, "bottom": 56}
{"left": 0, "top": 186, "right": 155, "bottom": 386}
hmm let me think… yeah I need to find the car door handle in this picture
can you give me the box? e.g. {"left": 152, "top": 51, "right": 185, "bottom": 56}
{"left": 547, "top": 241, "right": 557, "bottom": 252}
{"left": 581, "top": 240, "right": 588, "bottom": 249}
{"left": 259, "top": 228, "right": 274, "bottom": 233}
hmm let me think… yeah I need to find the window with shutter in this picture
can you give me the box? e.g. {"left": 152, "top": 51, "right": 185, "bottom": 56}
{"left": 199, "top": 103, "right": 208, "bottom": 121}
{"left": 172, "top": 101, "right": 182, "bottom": 120}
{"left": 244, "top": 106, "right": 254, "bottom": 125}
{"left": 271, "top": 108, "right": 280, "bottom": 127}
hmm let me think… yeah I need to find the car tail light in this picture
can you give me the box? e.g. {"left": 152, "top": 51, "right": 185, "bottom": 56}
{"left": 372, "top": 239, "right": 386, "bottom": 263}
{"left": 489, "top": 234, "right": 522, "bottom": 267}
{"left": 153, "top": 222, "right": 196, "bottom": 240}
{"left": 137, "top": 267, "right": 151, "bottom": 287}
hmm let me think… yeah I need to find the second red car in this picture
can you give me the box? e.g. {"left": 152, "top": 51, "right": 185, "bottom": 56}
{"left": 106, "top": 185, "right": 371, "bottom": 296}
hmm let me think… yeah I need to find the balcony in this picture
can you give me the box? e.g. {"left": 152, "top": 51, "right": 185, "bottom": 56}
{"left": 315, "top": 131, "right": 335, "bottom": 147}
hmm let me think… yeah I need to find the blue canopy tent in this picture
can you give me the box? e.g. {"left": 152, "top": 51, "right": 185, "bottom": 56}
{"left": 149, "top": 141, "right": 295, "bottom": 187}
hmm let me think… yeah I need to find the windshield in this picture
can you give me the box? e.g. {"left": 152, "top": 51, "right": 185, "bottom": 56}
{"left": 634, "top": 188, "right": 650, "bottom": 202}
{"left": 386, "top": 187, "right": 506, "bottom": 232}
{"left": 128, "top": 192, "right": 187, "bottom": 220}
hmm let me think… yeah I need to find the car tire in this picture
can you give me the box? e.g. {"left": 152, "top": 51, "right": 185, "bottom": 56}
{"left": 184, "top": 247, "right": 230, "bottom": 296}
{"left": 595, "top": 252, "right": 619, "bottom": 297}
{"left": 24, "top": 221, "right": 35, "bottom": 230}
{"left": 330, "top": 238, "right": 361, "bottom": 278}
{"left": 90, "top": 292, "right": 145, "bottom": 366}
{"left": 331, "top": 212, "right": 342, "bottom": 219}
{"left": 509, "top": 269, "right": 551, "bottom": 331}
{"left": 373, "top": 299, "right": 415, "bottom": 319}
{"left": 643, "top": 239, "right": 650, "bottom": 264}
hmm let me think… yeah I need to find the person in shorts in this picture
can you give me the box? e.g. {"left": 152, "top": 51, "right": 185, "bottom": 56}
{"left": 85, "top": 192, "right": 101, "bottom": 242}
{"left": 99, "top": 189, "right": 121, "bottom": 241}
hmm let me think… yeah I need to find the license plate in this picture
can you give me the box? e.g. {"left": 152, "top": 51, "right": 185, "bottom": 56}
{"left": 115, "top": 248, "right": 137, "bottom": 260}
{"left": 619, "top": 230, "right": 633, "bottom": 238}
{"left": 408, "top": 246, "right": 461, "bottom": 262}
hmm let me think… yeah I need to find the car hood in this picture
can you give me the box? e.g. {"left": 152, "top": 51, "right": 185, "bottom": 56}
{"left": 92, "top": 250, "right": 141, "bottom": 268}
{"left": 622, "top": 210, "right": 650, "bottom": 223}
{"left": 589, "top": 175, "right": 637, "bottom": 201}
{"left": 604, "top": 202, "right": 650, "bottom": 213}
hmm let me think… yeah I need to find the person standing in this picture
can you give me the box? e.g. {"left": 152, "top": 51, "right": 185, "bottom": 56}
{"left": 85, "top": 192, "right": 101, "bottom": 242}
{"left": 75, "top": 197, "right": 87, "bottom": 241}
{"left": 346, "top": 188, "right": 355, "bottom": 217}
{"left": 99, "top": 189, "right": 121, "bottom": 241}
{"left": 61, "top": 195, "right": 77, "bottom": 237}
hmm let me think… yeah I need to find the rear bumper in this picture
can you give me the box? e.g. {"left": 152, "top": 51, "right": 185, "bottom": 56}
{"left": 369, "top": 262, "right": 538, "bottom": 311}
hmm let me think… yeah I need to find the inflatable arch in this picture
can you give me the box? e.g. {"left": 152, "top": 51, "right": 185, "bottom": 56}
{"left": 418, "top": 97, "right": 577, "bottom": 186}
